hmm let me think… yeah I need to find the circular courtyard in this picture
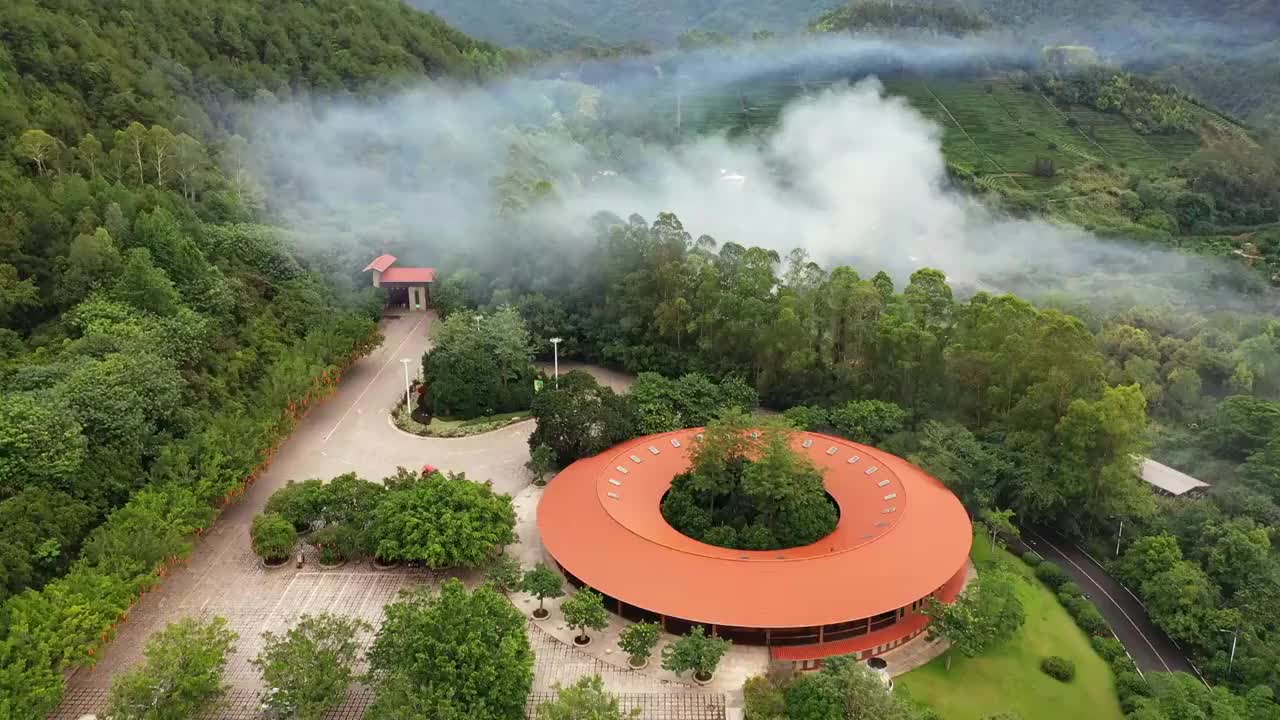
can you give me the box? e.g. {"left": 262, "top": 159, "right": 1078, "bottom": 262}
{"left": 538, "top": 428, "right": 973, "bottom": 659}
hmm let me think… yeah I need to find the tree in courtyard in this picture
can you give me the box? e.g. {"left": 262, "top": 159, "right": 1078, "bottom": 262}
{"left": 424, "top": 307, "right": 535, "bottom": 419}
{"left": 618, "top": 621, "right": 662, "bottom": 668}
{"left": 252, "top": 613, "right": 369, "bottom": 720}
{"left": 104, "top": 617, "right": 237, "bottom": 720}
{"left": 251, "top": 513, "right": 297, "bottom": 563}
{"left": 661, "top": 625, "right": 731, "bottom": 682}
{"left": 366, "top": 580, "right": 533, "bottom": 720}
{"left": 526, "top": 443, "right": 556, "bottom": 486}
{"left": 485, "top": 553, "right": 523, "bottom": 595}
{"left": 537, "top": 675, "right": 639, "bottom": 720}
{"left": 561, "top": 588, "right": 610, "bottom": 644}
{"left": 522, "top": 563, "right": 565, "bottom": 619}
{"left": 367, "top": 472, "right": 516, "bottom": 568}
{"left": 923, "top": 563, "right": 1025, "bottom": 670}
{"left": 528, "top": 370, "right": 637, "bottom": 464}
{"left": 784, "top": 655, "right": 915, "bottom": 720}
{"left": 264, "top": 479, "right": 328, "bottom": 531}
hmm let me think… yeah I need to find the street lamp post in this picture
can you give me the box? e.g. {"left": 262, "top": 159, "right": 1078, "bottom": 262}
{"left": 400, "top": 358, "right": 413, "bottom": 411}
{"left": 549, "top": 337, "right": 562, "bottom": 388}
{"left": 1219, "top": 628, "right": 1239, "bottom": 671}
{"left": 1115, "top": 518, "right": 1124, "bottom": 557}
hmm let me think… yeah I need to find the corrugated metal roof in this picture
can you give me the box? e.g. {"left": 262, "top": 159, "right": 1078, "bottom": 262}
{"left": 1140, "top": 459, "right": 1210, "bottom": 496}
{"left": 537, "top": 429, "right": 972, "bottom": 629}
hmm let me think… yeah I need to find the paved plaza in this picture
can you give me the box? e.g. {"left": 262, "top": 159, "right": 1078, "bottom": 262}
{"left": 53, "top": 314, "right": 723, "bottom": 719}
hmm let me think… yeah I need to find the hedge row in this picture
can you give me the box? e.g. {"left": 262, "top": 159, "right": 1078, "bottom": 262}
{"left": 0, "top": 322, "right": 380, "bottom": 720}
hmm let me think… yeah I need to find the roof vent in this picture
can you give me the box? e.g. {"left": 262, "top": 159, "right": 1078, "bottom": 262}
{"left": 607, "top": 492, "right": 620, "bottom": 499}
{"left": 649, "top": 446, "right": 660, "bottom": 455}
{"left": 608, "top": 479, "right": 621, "bottom": 486}
{"left": 863, "top": 533, "right": 874, "bottom": 539}
{"left": 802, "top": 438, "right": 814, "bottom": 448}
{"left": 671, "top": 439, "right": 681, "bottom": 448}
{"left": 865, "top": 467, "right": 878, "bottom": 475}
{"left": 883, "top": 493, "right": 898, "bottom": 501}
{"left": 875, "top": 520, "right": 890, "bottom": 527}
{"left": 847, "top": 455, "right": 860, "bottom": 464}
{"left": 616, "top": 466, "right": 629, "bottom": 474}
{"left": 630, "top": 455, "right": 642, "bottom": 463}
{"left": 826, "top": 446, "right": 838, "bottom": 455}
{"left": 881, "top": 505, "right": 897, "bottom": 514}
{"left": 696, "top": 433, "right": 704, "bottom": 442}
{"left": 877, "top": 479, "right": 891, "bottom": 488}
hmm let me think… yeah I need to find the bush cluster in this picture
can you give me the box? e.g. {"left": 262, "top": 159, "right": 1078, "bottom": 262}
{"left": 1040, "top": 655, "right": 1076, "bottom": 682}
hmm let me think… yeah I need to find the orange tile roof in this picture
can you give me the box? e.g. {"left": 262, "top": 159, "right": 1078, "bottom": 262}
{"left": 537, "top": 430, "right": 972, "bottom": 629}
{"left": 380, "top": 267, "right": 435, "bottom": 283}
{"left": 363, "top": 254, "right": 397, "bottom": 273}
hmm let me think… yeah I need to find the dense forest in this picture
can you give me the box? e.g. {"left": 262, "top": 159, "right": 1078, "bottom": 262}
{"left": 0, "top": 1, "right": 507, "bottom": 716}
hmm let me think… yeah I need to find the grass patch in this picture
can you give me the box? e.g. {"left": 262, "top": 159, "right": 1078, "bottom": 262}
{"left": 395, "top": 408, "right": 531, "bottom": 438}
{"left": 895, "top": 532, "right": 1124, "bottom": 720}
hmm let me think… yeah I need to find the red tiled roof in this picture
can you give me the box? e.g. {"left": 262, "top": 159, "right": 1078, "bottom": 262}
{"left": 363, "top": 254, "right": 397, "bottom": 273}
{"left": 537, "top": 430, "right": 972, "bottom": 629}
{"left": 380, "top": 267, "right": 435, "bottom": 283}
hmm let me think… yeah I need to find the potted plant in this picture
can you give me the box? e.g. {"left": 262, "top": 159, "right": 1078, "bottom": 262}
{"left": 526, "top": 444, "right": 556, "bottom": 487}
{"left": 521, "top": 564, "right": 564, "bottom": 620}
{"left": 252, "top": 513, "right": 297, "bottom": 568}
{"left": 560, "top": 587, "right": 609, "bottom": 647}
{"left": 618, "top": 621, "right": 661, "bottom": 670}
{"left": 662, "top": 626, "right": 731, "bottom": 684}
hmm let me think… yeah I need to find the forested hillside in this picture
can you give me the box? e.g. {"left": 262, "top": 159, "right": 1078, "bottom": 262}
{"left": 0, "top": 1, "right": 503, "bottom": 716}
{"left": 410, "top": 0, "right": 1280, "bottom": 130}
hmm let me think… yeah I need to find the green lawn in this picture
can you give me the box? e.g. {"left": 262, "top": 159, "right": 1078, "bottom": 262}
{"left": 896, "top": 533, "right": 1125, "bottom": 720}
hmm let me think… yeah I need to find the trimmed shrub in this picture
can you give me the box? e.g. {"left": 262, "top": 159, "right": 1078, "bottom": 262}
{"left": 1040, "top": 656, "right": 1076, "bottom": 682}
{"left": 1021, "top": 550, "right": 1043, "bottom": 566}
{"left": 251, "top": 513, "right": 297, "bottom": 562}
{"left": 311, "top": 523, "right": 365, "bottom": 563}
{"left": 1115, "top": 671, "right": 1151, "bottom": 713}
{"left": 1066, "top": 597, "right": 1111, "bottom": 637}
{"left": 1058, "top": 581, "right": 1084, "bottom": 598}
{"left": 1110, "top": 654, "right": 1138, "bottom": 676}
{"left": 1091, "top": 636, "right": 1126, "bottom": 663}
{"left": 1035, "top": 561, "right": 1070, "bottom": 589}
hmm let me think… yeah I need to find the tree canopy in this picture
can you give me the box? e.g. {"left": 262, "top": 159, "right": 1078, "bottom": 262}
{"left": 368, "top": 472, "right": 517, "bottom": 568}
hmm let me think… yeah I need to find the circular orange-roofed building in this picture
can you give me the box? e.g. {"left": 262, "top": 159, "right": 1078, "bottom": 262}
{"left": 537, "top": 428, "right": 973, "bottom": 668}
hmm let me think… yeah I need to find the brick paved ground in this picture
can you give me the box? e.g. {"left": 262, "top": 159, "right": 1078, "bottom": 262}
{"left": 50, "top": 317, "right": 717, "bottom": 719}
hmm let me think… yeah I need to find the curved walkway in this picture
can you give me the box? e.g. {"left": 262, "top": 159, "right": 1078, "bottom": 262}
{"left": 52, "top": 314, "right": 716, "bottom": 720}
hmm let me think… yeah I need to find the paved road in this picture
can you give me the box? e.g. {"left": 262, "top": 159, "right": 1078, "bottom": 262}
{"left": 1021, "top": 526, "right": 1194, "bottom": 676}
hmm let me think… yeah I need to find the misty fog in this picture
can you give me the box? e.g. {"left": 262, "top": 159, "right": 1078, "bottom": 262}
{"left": 241, "top": 36, "right": 1274, "bottom": 312}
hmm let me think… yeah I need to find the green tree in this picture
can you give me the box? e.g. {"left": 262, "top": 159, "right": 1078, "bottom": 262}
{"left": 113, "top": 248, "right": 181, "bottom": 316}
{"left": 561, "top": 587, "right": 610, "bottom": 644}
{"left": 485, "top": 553, "right": 523, "bottom": 595}
{"left": 617, "top": 621, "right": 661, "bottom": 667}
{"left": 104, "top": 617, "right": 237, "bottom": 720}
{"left": 252, "top": 614, "right": 369, "bottom": 720}
{"left": 526, "top": 443, "right": 556, "bottom": 486}
{"left": 13, "top": 129, "right": 59, "bottom": 175}
{"left": 368, "top": 473, "right": 516, "bottom": 568}
{"left": 251, "top": 513, "right": 297, "bottom": 562}
{"left": 0, "top": 265, "right": 40, "bottom": 323}
{"left": 785, "top": 655, "right": 913, "bottom": 720}
{"left": 366, "top": 580, "right": 533, "bottom": 720}
{"left": 661, "top": 625, "right": 731, "bottom": 682}
{"left": 924, "top": 564, "right": 1026, "bottom": 670}
{"left": 0, "top": 393, "right": 87, "bottom": 496}
{"left": 528, "top": 371, "right": 637, "bottom": 464}
{"left": 828, "top": 399, "right": 909, "bottom": 444}
{"left": 537, "top": 674, "right": 639, "bottom": 720}
{"left": 521, "top": 563, "right": 565, "bottom": 618}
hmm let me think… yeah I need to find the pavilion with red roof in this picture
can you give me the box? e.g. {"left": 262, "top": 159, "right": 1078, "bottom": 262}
{"left": 537, "top": 428, "right": 974, "bottom": 670}
{"left": 364, "top": 254, "right": 435, "bottom": 311}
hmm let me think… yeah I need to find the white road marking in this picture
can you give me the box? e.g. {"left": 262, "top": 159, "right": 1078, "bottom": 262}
{"left": 323, "top": 317, "right": 425, "bottom": 443}
{"left": 1028, "top": 529, "right": 1173, "bottom": 673}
